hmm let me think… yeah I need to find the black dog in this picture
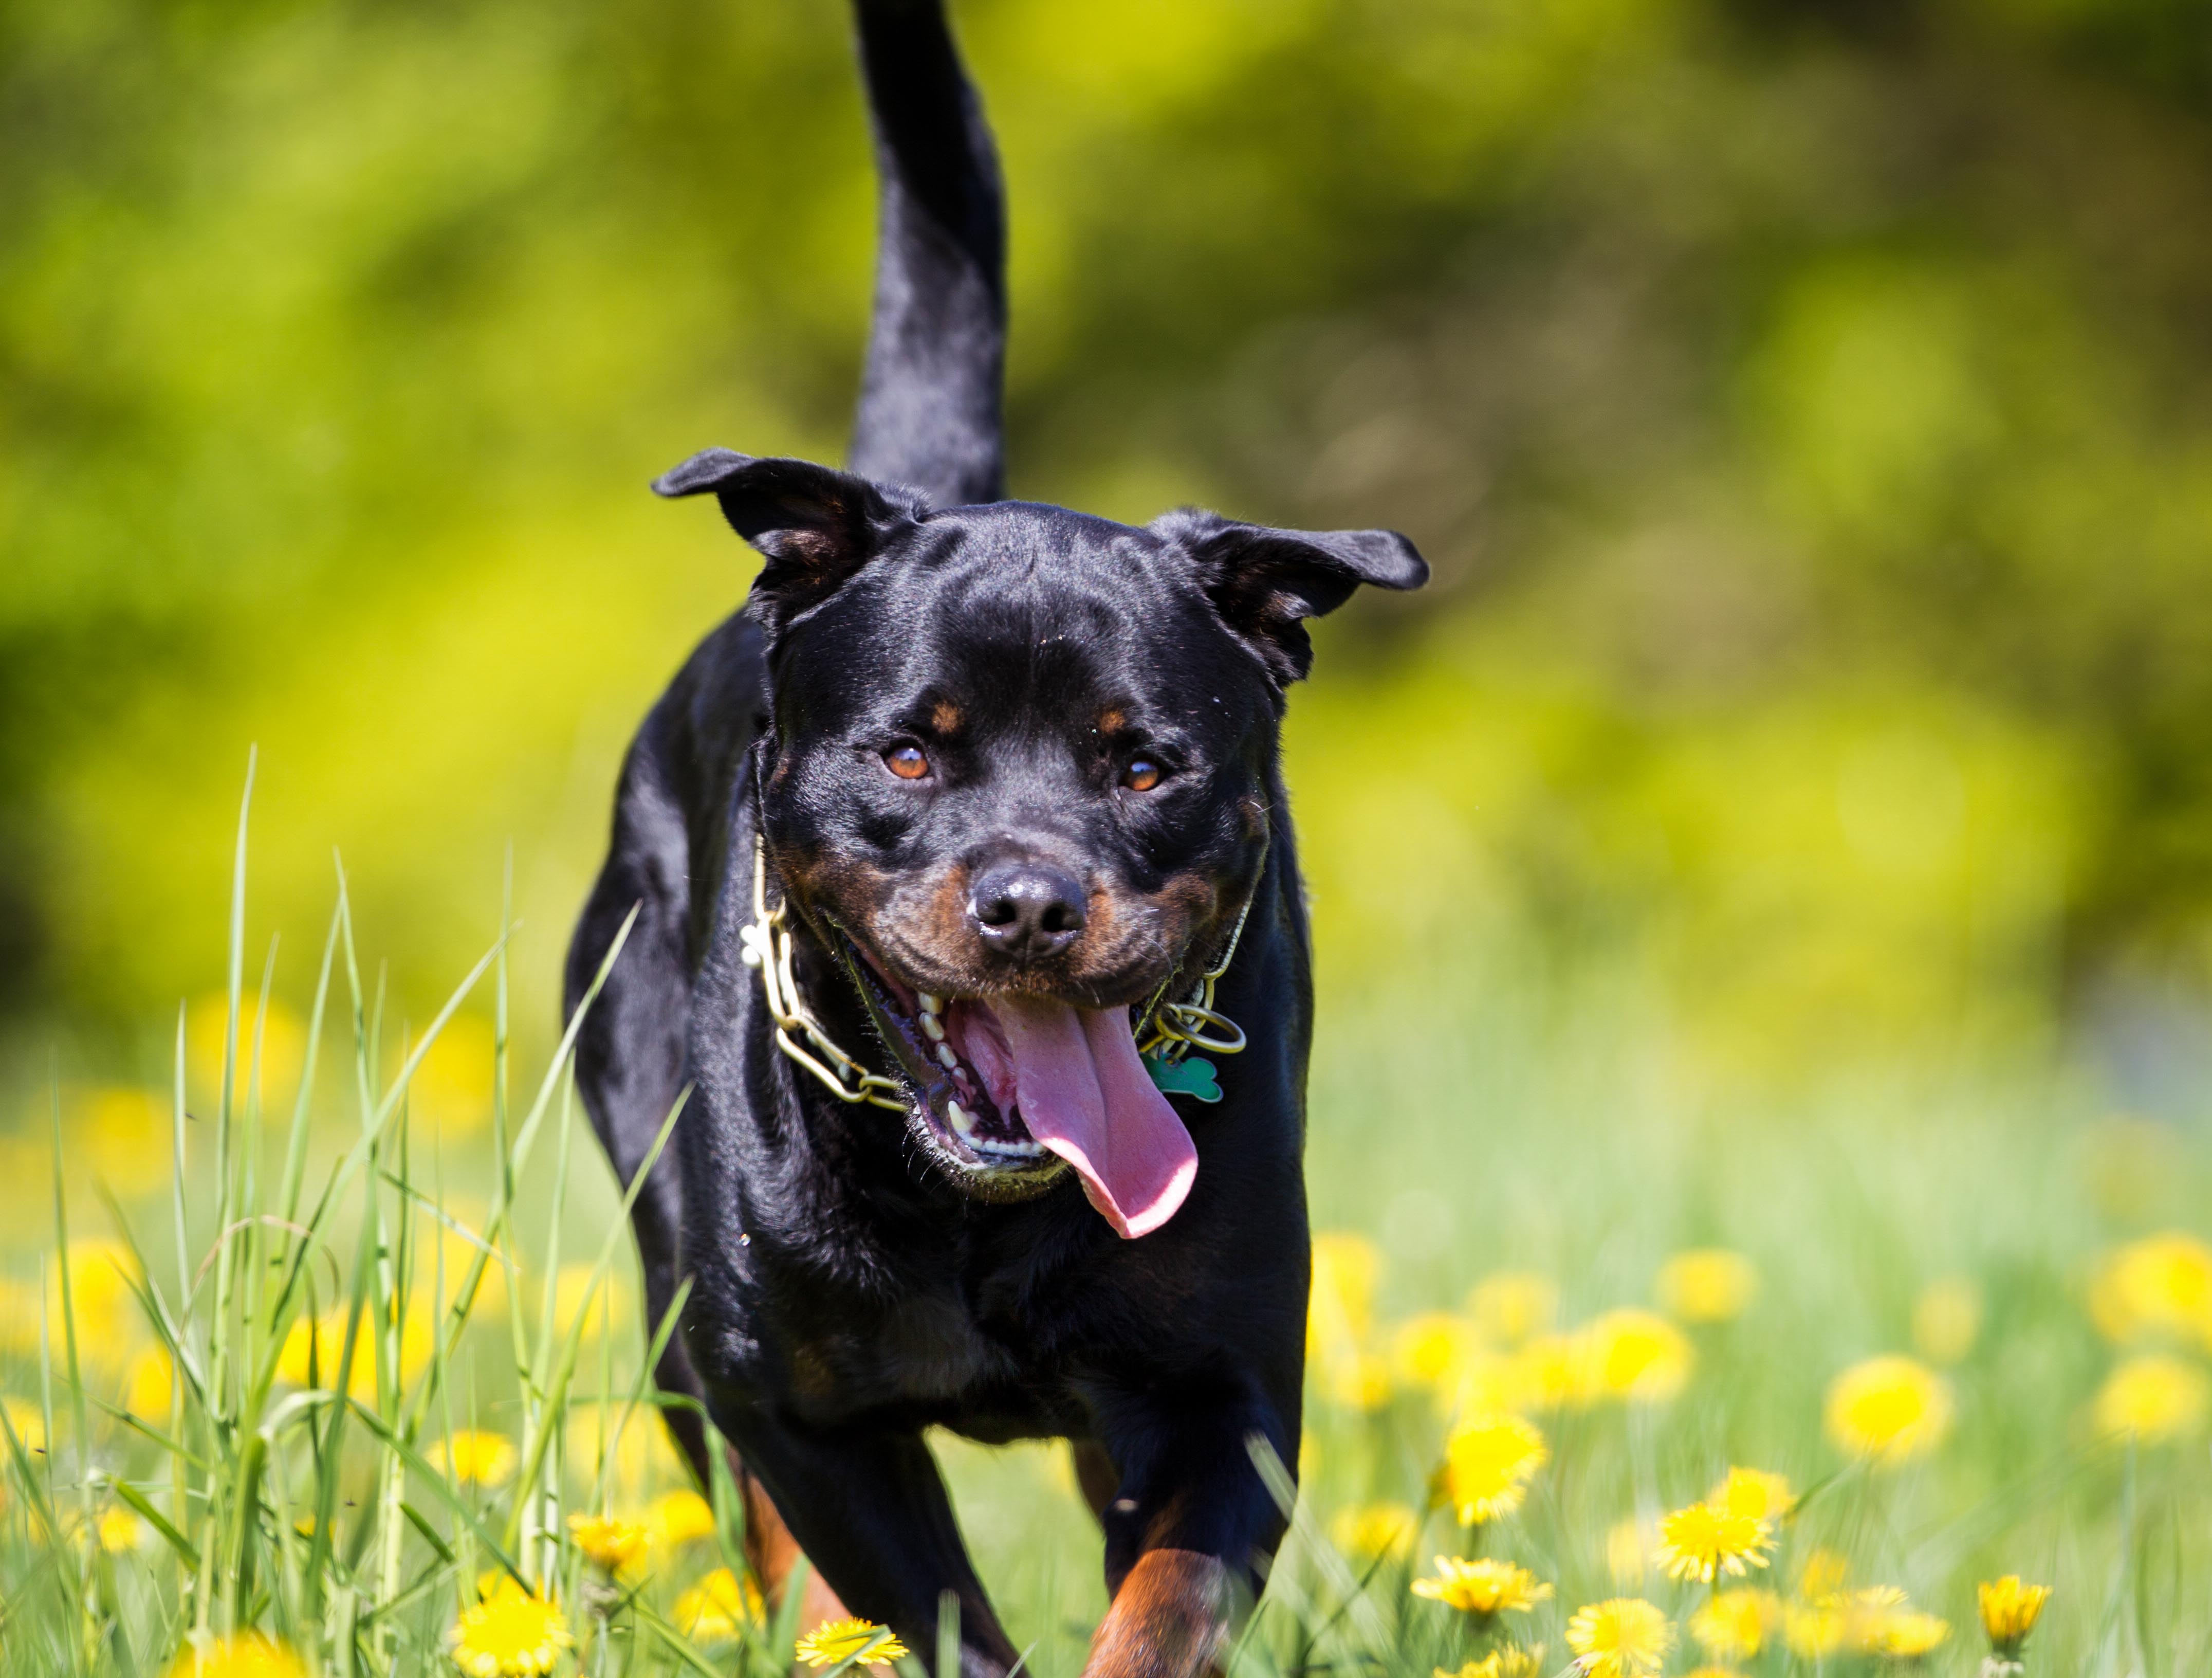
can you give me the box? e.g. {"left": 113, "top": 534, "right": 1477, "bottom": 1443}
{"left": 566, "top": 4, "right": 1426, "bottom": 1674}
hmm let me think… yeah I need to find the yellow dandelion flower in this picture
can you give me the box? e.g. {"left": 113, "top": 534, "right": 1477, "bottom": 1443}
{"left": 275, "top": 1300, "right": 435, "bottom": 1398}
{"left": 1309, "top": 1232, "right": 1382, "bottom": 1354}
{"left": 1841, "top": 1586, "right": 1912, "bottom": 1653}
{"left": 1656, "top": 1250, "right": 1759, "bottom": 1323}
{"left": 1784, "top": 1599, "right": 1846, "bottom": 1658}
{"left": 1441, "top": 1412, "right": 1549, "bottom": 1525}
{"left": 412, "top": 1014, "right": 496, "bottom": 1138}
{"left": 1564, "top": 1597, "right": 1674, "bottom": 1678}
{"left": 675, "top": 1566, "right": 764, "bottom": 1642}
{"left": 1586, "top": 1310, "right": 1693, "bottom": 1404}
{"left": 2092, "top": 1354, "right": 2209, "bottom": 1443}
{"left": 431, "top": 1429, "right": 518, "bottom": 1489}
{"left": 1825, "top": 1356, "right": 1952, "bottom": 1464}
{"left": 165, "top": 1633, "right": 309, "bottom": 1678}
{"left": 648, "top": 1488, "right": 717, "bottom": 1548}
{"left": 76, "top": 1086, "right": 172, "bottom": 1198}
{"left": 1329, "top": 1502, "right": 1421, "bottom": 1560}
{"left": 51, "top": 1240, "right": 143, "bottom": 1369}
{"left": 1443, "top": 1350, "right": 1529, "bottom": 1419}
{"left": 1318, "top": 1347, "right": 1395, "bottom": 1411}
{"left": 2089, "top": 1231, "right": 2212, "bottom": 1348}
{"left": 125, "top": 1347, "right": 175, "bottom": 1419}
{"left": 1654, "top": 1500, "right": 1774, "bottom": 1583}
{"left": 1710, "top": 1466, "right": 1794, "bottom": 1523}
{"left": 1514, "top": 1331, "right": 1600, "bottom": 1410}
{"left": 186, "top": 995, "right": 307, "bottom": 1110}
{"left": 1873, "top": 1611, "right": 1949, "bottom": 1661}
{"left": 1978, "top": 1576, "right": 2051, "bottom": 1658}
{"left": 97, "top": 1507, "right": 144, "bottom": 1553}
{"left": 447, "top": 1589, "right": 574, "bottom": 1678}
{"left": 1393, "top": 1313, "right": 1486, "bottom": 1390}
{"left": 795, "top": 1618, "right": 909, "bottom": 1668}
{"left": 1690, "top": 1589, "right": 1782, "bottom": 1661}
{"left": 566, "top": 1512, "right": 650, "bottom": 1574}
{"left": 1469, "top": 1272, "right": 1557, "bottom": 1347}
{"left": 1436, "top": 1647, "right": 1545, "bottom": 1678}
{"left": 1411, "top": 1557, "right": 1553, "bottom": 1622}
{"left": 1912, "top": 1276, "right": 1982, "bottom": 1365}
{"left": 1796, "top": 1547, "right": 1849, "bottom": 1599}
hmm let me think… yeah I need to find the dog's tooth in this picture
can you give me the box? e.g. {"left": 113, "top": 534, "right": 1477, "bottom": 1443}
{"left": 935, "top": 1042, "right": 959, "bottom": 1070}
{"left": 947, "top": 1100, "right": 975, "bottom": 1138}
{"left": 920, "top": 1013, "right": 945, "bottom": 1042}
{"left": 918, "top": 992, "right": 942, "bottom": 1014}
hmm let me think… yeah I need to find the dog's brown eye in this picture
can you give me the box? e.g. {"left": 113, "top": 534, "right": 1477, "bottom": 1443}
{"left": 1122, "top": 759, "right": 1163, "bottom": 793}
{"left": 886, "top": 743, "right": 930, "bottom": 780}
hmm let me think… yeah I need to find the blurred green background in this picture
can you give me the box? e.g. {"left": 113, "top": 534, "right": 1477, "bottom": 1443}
{"left": 9, "top": 5, "right": 2212, "bottom": 1662}
{"left": 7, "top": 0, "right": 2212, "bottom": 1103}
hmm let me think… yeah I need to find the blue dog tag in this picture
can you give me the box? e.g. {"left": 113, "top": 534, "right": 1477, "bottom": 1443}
{"left": 1144, "top": 1052, "right": 1222, "bottom": 1103}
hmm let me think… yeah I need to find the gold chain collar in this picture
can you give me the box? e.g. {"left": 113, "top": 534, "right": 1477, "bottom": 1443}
{"left": 737, "top": 835, "right": 1257, "bottom": 1109}
{"left": 738, "top": 839, "right": 908, "bottom": 1110}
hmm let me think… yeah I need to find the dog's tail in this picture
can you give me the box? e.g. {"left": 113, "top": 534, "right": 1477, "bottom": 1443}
{"left": 847, "top": 0, "right": 1006, "bottom": 507}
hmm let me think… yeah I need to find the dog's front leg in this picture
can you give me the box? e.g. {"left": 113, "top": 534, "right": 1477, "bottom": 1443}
{"left": 1082, "top": 1396, "right": 1294, "bottom": 1678}
{"left": 715, "top": 1406, "right": 1022, "bottom": 1678}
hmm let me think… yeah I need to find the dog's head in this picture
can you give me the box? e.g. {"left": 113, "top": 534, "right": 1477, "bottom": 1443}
{"left": 658, "top": 449, "right": 1426, "bottom": 1236}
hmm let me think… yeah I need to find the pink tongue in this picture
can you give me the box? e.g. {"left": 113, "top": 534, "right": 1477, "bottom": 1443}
{"left": 988, "top": 998, "right": 1197, "bottom": 1239}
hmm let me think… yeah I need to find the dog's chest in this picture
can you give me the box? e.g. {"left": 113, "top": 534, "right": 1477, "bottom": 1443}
{"left": 779, "top": 1281, "right": 1008, "bottom": 1416}
{"left": 777, "top": 1242, "right": 1079, "bottom": 1426}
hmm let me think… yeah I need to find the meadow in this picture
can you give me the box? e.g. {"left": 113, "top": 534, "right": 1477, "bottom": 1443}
{"left": 11, "top": 0, "right": 2212, "bottom": 1672}
{"left": 2, "top": 761, "right": 2204, "bottom": 1678}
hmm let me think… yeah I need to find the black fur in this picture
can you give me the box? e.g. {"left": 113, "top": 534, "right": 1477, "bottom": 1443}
{"left": 566, "top": 5, "right": 1425, "bottom": 1673}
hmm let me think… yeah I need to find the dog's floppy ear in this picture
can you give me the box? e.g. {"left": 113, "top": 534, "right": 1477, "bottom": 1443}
{"left": 1152, "top": 508, "right": 1429, "bottom": 685}
{"left": 653, "top": 449, "right": 920, "bottom": 630}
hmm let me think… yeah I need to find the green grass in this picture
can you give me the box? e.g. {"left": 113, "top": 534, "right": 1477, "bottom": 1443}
{"left": 3, "top": 774, "right": 2206, "bottom": 1678}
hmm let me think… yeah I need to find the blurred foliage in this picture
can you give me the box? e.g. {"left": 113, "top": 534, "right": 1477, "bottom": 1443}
{"left": 6, "top": 0, "right": 2212, "bottom": 1085}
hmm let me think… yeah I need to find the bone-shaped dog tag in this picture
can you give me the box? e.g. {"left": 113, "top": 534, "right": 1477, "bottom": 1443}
{"left": 1144, "top": 1052, "right": 1222, "bottom": 1103}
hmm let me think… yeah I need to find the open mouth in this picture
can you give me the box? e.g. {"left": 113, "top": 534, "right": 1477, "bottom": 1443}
{"left": 841, "top": 937, "right": 1055, "bottom": 1169}
{"left": 829, "top": 930, "right": 1200, "bottom": 1239}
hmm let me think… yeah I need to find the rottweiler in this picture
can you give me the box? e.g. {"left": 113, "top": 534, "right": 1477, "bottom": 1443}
{"left": 566, "top": 3, "right": 1427, "bottom": 1674}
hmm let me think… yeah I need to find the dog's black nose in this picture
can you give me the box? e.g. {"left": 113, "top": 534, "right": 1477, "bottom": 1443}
{"left": 969, "top": 862, "right": 1087, "bottom": 961}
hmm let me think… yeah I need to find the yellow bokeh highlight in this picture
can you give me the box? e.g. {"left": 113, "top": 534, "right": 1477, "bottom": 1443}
{"left": 2092, "top": 1354, "right": 2209, "bottom": 1444}
{"left": 1710, "top": 1467, "right": 1794, "bottom": 1523}
{"left": 1392, "top": 1312, "right": 1485, "bottom": 1390}
{"left": 1310, "top": 1230, "right": 1389, "bottom": 1410}
{"left": 50, "top": 1240, "right": 146, "bottom": 1373}
{"left": 275, "top": 1297, "right": 436, "bottom": 1398}
{"left": 186, "top": 995, "right": 306, "bottom": 1107}
{"left": 1655, "top": 1249, "right": 1758, "bottom": 1323}
{"left": 1825, "top": 1355, "right": 1952, "bottom": 1464}
{"left": 1583, "top": 1309, "right": 1693, "bottom": 1404}
{"left": 165, "top": 1634, "right": 308, "bottom": 1678}
{"left": 2090, "top": 1232, "right": 2212, "bottom": 1351}
{"left": 1468, "top": 1272, "right": 1556, "bottom": 1347}
{"left": 407, "top": 1014, "right": 497, "bottom": 1139}
{"left": 647, "top": 1488, "right": 716, "bottom": 1550}
{"left": 1690, "top": 1588, "right": 1782, "bottom": 1662}
{"left": 674, "top": 1566, "right": 762, "bottom": 1641}
{"left": 125, "top": 1347, "right": 175, "bottom": 1419}
{"left": 1329, "top": 1502, "right": 1421, "bottom": 1560}
{"left": 70, "top": 1087, "right": 173, "bottom": 1198}
{"left": 1912, "top": 1276, "right": 1982, "bottom": 1365}
{"left": 431, "top": 1429, "right": 519, "bottom": 1489}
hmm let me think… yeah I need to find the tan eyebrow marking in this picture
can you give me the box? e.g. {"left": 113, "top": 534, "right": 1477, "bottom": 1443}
{"left": 1096, "top": 707, "right": 1127, "bottom": 735}
{"left": 931, "top": 699, "right": 963, "bottom": 735}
